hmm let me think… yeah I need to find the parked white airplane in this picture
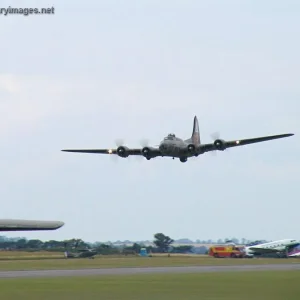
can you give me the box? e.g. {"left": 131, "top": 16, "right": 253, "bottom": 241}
{"left": 244, "top": 239, "right": 300, "bottom": 257}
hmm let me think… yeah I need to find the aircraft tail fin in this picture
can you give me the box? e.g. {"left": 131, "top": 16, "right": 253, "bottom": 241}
{"left": 191, "top": 116, "right": 200, "bottom": 145}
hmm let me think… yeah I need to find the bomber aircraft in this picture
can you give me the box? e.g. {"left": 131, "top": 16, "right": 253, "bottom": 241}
{"left": 61, "top": 116, "right": 294, "bottom": 163}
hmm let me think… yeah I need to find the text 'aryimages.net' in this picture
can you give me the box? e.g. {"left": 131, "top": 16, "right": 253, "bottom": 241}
{"left": 0, "top": 6, "right": 55, "bottom": 16}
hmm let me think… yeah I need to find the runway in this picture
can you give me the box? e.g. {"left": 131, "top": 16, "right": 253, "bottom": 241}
{"left": 1, "top": 264, "right": 300, "bottom": 278}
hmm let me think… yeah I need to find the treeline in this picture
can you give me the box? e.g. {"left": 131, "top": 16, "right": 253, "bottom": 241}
{"left": 0, "top": 233, "right": 209, "bottom": 254}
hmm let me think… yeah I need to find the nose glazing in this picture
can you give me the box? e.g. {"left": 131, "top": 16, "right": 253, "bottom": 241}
{"left": 159, "top": 143, "right": 166, "bottom": 151}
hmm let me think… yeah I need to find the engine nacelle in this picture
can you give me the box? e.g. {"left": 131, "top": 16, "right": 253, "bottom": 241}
{"left": 116, "top": 146, "right": 129, "bottom": 157}
{"left": 214, "top": 139, "right": 226, "bottom": 151}
{"left": 187, "top": 144, "right": 196, "bottom": 154}
{"left": 141, "top": 146, "right": 154, "bottom": 158}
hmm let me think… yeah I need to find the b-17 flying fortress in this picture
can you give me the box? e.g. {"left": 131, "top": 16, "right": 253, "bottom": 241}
{"left": 61, "top": 116, "right": 294, "bottom": 163}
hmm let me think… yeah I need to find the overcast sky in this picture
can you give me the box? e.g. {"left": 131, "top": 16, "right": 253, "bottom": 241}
{"left": 0, "top": 0, "right": 299, "bottom": 243}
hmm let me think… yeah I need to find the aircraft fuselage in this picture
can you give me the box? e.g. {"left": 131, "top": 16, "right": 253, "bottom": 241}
{"left": 159, "top": 138, "right": 193, "bottom": 158}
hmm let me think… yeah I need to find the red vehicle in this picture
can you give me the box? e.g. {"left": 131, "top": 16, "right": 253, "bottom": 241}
{"left": 209, "top": 245, "right": 245, "bottom": 258}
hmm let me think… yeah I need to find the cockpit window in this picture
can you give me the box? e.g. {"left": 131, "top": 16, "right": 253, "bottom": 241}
{"left": 164, "top": 133, "right": 175, "bottom": 140}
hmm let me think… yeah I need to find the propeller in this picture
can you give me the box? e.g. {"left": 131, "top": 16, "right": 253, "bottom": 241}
{"left": 210, "top": 131, "right": 220, "bottom": 141}
{"left": 210, "top": 131, "right": 220, "bottom": 156}
{"left": 110, "top": 138, "right": 149, "bottom": 162}
{"left": 209, "top": 131, "right": 229, "bottom": 155}
{"left": 107, "top": 139, "right": 125, "bottom": 162}
{"left": 134, "top": 138, "right": 150, "bottom": 161}
{"left": 139, "top": 138, "right": 149, "bottom": 147}
{"left": 115, "top": 139, "right": 125, "bottom": 147}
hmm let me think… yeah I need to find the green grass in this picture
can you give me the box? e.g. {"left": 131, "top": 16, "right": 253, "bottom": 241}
{"left": 0, "top": 255, "right": 300, "bottom": 271}
{"left": 1, "top": 271, "right": 300, "bottom": 300}
{"left": 0, "top": 251, "right": 62, "bottom": 260}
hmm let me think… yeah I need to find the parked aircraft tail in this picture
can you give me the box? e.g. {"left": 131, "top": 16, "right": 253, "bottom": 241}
{"left": 288, "top": 245, "right": 300, "bottom": 257}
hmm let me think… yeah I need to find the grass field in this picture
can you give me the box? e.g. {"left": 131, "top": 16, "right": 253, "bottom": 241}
{"left": 0, "top": 251, "right": 62, "bottom": 260}
{"left": 0, "top": 252, "right": 202, "bottom": 259}
{"left": 1, "top": 271, "right": 300, "bottom": 300}
{"left": 0, "top": 253, "right": 300, "bottom": 271}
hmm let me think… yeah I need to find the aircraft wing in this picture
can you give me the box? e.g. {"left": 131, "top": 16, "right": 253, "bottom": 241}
{"left": 0, "top": 219, "right": 64, "bottom": 231}
{"left": 200, "top": 133, "right": 294, "bottom": 153}
{"left": 61, "top": 148, "right": 142, "bottom": 155}
{"left": 61, "top": 147, "right": 162, "bottom": 157}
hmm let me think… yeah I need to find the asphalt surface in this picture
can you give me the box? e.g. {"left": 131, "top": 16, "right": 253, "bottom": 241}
{"left": 1, "top": 264, "right": 300, "bottom": 278}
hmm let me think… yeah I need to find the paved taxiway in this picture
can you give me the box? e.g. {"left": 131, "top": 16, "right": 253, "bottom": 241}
{"left": 1, "top": 264, "right": 300, "bottom": 278}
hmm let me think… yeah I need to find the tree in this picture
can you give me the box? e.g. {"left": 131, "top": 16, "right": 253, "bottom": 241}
{"left": 27, "top": 239, "right": 43, "bottom": 249}
{"left": 95, "top": 243, "right": 120, "bottom": 255}
{"left": 153, "top": 233, "right": 174, "bottom": 253}
{"left": 122, "top": 243, "right": 142, "bottom": 255}
{"left": 132, "top": 243, "right": 142, "bottom": 253}
{"left": 15, "top": 238, "right": 27, "bottom": 249}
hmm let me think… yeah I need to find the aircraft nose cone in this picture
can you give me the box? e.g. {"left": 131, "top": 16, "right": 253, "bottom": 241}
{"left": 159, "top": 144, "right": 165, "bottom": 151}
